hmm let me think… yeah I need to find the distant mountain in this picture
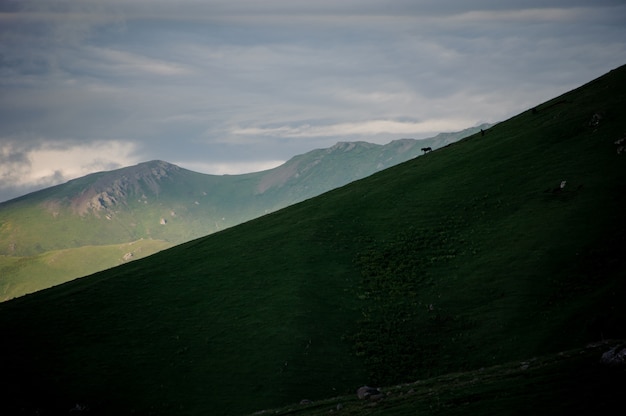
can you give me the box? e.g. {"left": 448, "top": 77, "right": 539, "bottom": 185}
{"left": 0, "top": 125, "right": 487, "bottom": 300}
{"left": 255, "top": 126, "right": 489, "bottom": 205}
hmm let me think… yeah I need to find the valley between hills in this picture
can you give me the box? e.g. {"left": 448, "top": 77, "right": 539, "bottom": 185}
{"left": 0, "top": 65, "right": 625, "bottom": 415}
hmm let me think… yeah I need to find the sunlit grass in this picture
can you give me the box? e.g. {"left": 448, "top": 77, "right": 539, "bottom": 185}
{"left": 0, "top": 239, "right": 172, "bottom": 301}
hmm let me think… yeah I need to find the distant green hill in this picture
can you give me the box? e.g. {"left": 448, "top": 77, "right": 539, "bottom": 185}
{"left": 0, "top": 239, "right": 171, "bottom": 301}
{"left": 0, "top": 126, "right": 485, "bottom": 300}
{"left": 0, "top": 65, "right": 624, "bottom": 416}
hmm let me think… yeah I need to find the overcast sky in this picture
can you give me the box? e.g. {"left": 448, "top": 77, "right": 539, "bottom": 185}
{"left": 1, "top": 0, "right": 625, "bottom": 202}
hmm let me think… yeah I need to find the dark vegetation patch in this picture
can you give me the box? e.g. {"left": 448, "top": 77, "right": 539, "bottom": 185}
{"left": 351, "top": 224, "right": 475, "bottom": 384}
{"left": 256, "top": 341, "right": 626, "bottom": 416}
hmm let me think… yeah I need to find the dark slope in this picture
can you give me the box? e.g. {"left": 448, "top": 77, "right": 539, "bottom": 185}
{"left": 253, "top": 341, "right": 626, "bottom": 416}
{"left": 0, "top": 66, "right": 625, "bottom": 415}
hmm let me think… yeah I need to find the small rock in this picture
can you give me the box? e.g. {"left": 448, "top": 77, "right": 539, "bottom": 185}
{"left": 69, "top": 403, "right": 88, "bottom": 413}
{"left": 357, "top": 386, "right": 381, "bottom": 400}
{"left": 600, "top": 344, "right": 626, "bottom": 366}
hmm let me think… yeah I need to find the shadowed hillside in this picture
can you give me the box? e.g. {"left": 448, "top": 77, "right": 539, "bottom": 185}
{"left": 244, "top": 340, "right": 626, "bottom": 416}
{"left": 0, "top": 65, "right": 624, "bottom": 415}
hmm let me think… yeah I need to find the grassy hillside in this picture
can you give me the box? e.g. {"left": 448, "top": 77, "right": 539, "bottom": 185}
{"left": 0, "top": 65, "right": 624, "bottom": 415}
{"left": 0, "top": 128, "right": 483, "bottom": 258}
{"left": 0, "top": 127, "right": 483, "bottom": 300}
{"left": 0, "top": 239, "right": 172, "bottom": 301}
{"left": 0, "top": 162, "right": 261, "bottom": 256}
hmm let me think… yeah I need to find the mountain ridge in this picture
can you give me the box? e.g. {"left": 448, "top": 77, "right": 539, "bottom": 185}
{"left": 2, "top": 124, "right": 489, "bottom": 210}
{"left": 1, "top": 129, "right": 484, "bottom": 241}
{"left": 0, "top": 126, "right": 487, "bottom": 300}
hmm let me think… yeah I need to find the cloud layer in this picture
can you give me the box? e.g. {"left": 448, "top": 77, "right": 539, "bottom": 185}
{"left": 1, "top": 0, "right": 625, "bottom": 201}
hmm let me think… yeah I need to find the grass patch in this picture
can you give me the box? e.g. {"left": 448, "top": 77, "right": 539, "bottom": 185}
{"left": 0, "top": 239, "right": 172, "bottom": 301}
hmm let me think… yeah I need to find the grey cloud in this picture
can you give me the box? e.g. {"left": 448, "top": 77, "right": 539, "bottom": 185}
{"left": 0, "top": 146, "right": 30, "bottom": 169}
{"left": 0, "top": 143, "right": 34, "bottom": 201}
{"left": 0, "top": 171, "right": 67, "bottom": 203}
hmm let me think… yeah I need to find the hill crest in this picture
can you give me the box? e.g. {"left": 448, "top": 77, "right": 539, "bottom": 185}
{"left": 0, "top": 126, "right": 485, "bottom": 299}
{"left": 68, "top": 160, "right": 183, "bottom": 215}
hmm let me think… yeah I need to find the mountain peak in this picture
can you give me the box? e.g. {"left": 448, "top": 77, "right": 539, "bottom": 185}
{"left": 329, "top": 141, "right": 379, "bottom": 152}
{"left": 69, "top": 160, "right": 183, "bottom": 215}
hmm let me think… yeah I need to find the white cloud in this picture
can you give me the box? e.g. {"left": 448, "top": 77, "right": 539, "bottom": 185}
{"left": 0, "top": 140, "right": 139, "bottom": 195}
{"left": 232, "top": 118, "right": 477, "bottom": 141}
{"left": 29, "top": 141, "right": 139, "bottom": 182}
{"left": 178, "top": 160, "right": 285, "bottom": 175}
{"left": 83, "top": 47, "right": 194, "bottom": 77}
{"left": 451, "top": 7, "right": 587, "bottom": 23}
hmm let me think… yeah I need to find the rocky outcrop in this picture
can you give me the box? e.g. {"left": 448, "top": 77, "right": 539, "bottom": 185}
{"left": 69, "top": 161, "right": 181, "bottom": 215}
{"left": 600, "top": 344, "right": 626, "bottom": 366}
{"left": 356, "top": 386, "right": 384, "bottom": 401}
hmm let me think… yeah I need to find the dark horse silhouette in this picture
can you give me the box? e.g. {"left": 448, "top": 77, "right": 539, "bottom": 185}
{"left": 421, "top": 147, "right": 432, "bottom": 153}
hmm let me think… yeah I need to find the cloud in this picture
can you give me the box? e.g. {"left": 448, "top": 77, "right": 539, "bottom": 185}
{"left": 78, "top": 47, "right": 194, "bottom": 78}
{"left": 0, "top": 140, "right": 139, "bottom": 202}
{"left": 232, "top": 118, "right": 477, "bottom": 140}
{"left": 178, "top": 160, "right": 285, "bottom": 176}
{"left": 26, "top": 141, "right": 138, "bottom": 183}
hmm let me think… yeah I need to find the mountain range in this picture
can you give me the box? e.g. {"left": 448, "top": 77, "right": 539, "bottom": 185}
{"left": 0, "top": 125, "right": 488, "bottom": 300}
{"left": 0, "top": 65, "right": 625, "bottom": 415}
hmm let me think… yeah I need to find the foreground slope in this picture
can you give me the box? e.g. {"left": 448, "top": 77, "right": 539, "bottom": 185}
{"left": 252, "top": 341, "right": 625, "bottom": 416}
{"left": 0, "top": 127, "right": 484, "bottom": 300}
{"left": 0, "top": 65, "right": 625, "bottom": 415}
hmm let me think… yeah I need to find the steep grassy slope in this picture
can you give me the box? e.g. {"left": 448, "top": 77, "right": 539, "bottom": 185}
{"left": 0, "top": 127, "right": 484, "bottom": 300}
{"left": 0, "top": 65, "right": 624, "bottom": 415}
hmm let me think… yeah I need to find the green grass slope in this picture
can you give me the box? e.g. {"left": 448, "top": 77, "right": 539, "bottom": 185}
{"left": 0, "top": 65, "right": 625, "bottom": 415}
{"left": 0, "top": 239, "right": 173, "bottom": 301}
{"left": 0, "top": 127, "right": 485, "bottom": 259}
{"left": 0, "top": 162, "right": 259, "bottom": 256}
{"left": 0, "top": 127, "right": 483, "bottom": 301}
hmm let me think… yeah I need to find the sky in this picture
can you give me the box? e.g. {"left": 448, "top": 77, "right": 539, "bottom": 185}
{"left": 1, "top": 0, "right": 626, "bottom": 202}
